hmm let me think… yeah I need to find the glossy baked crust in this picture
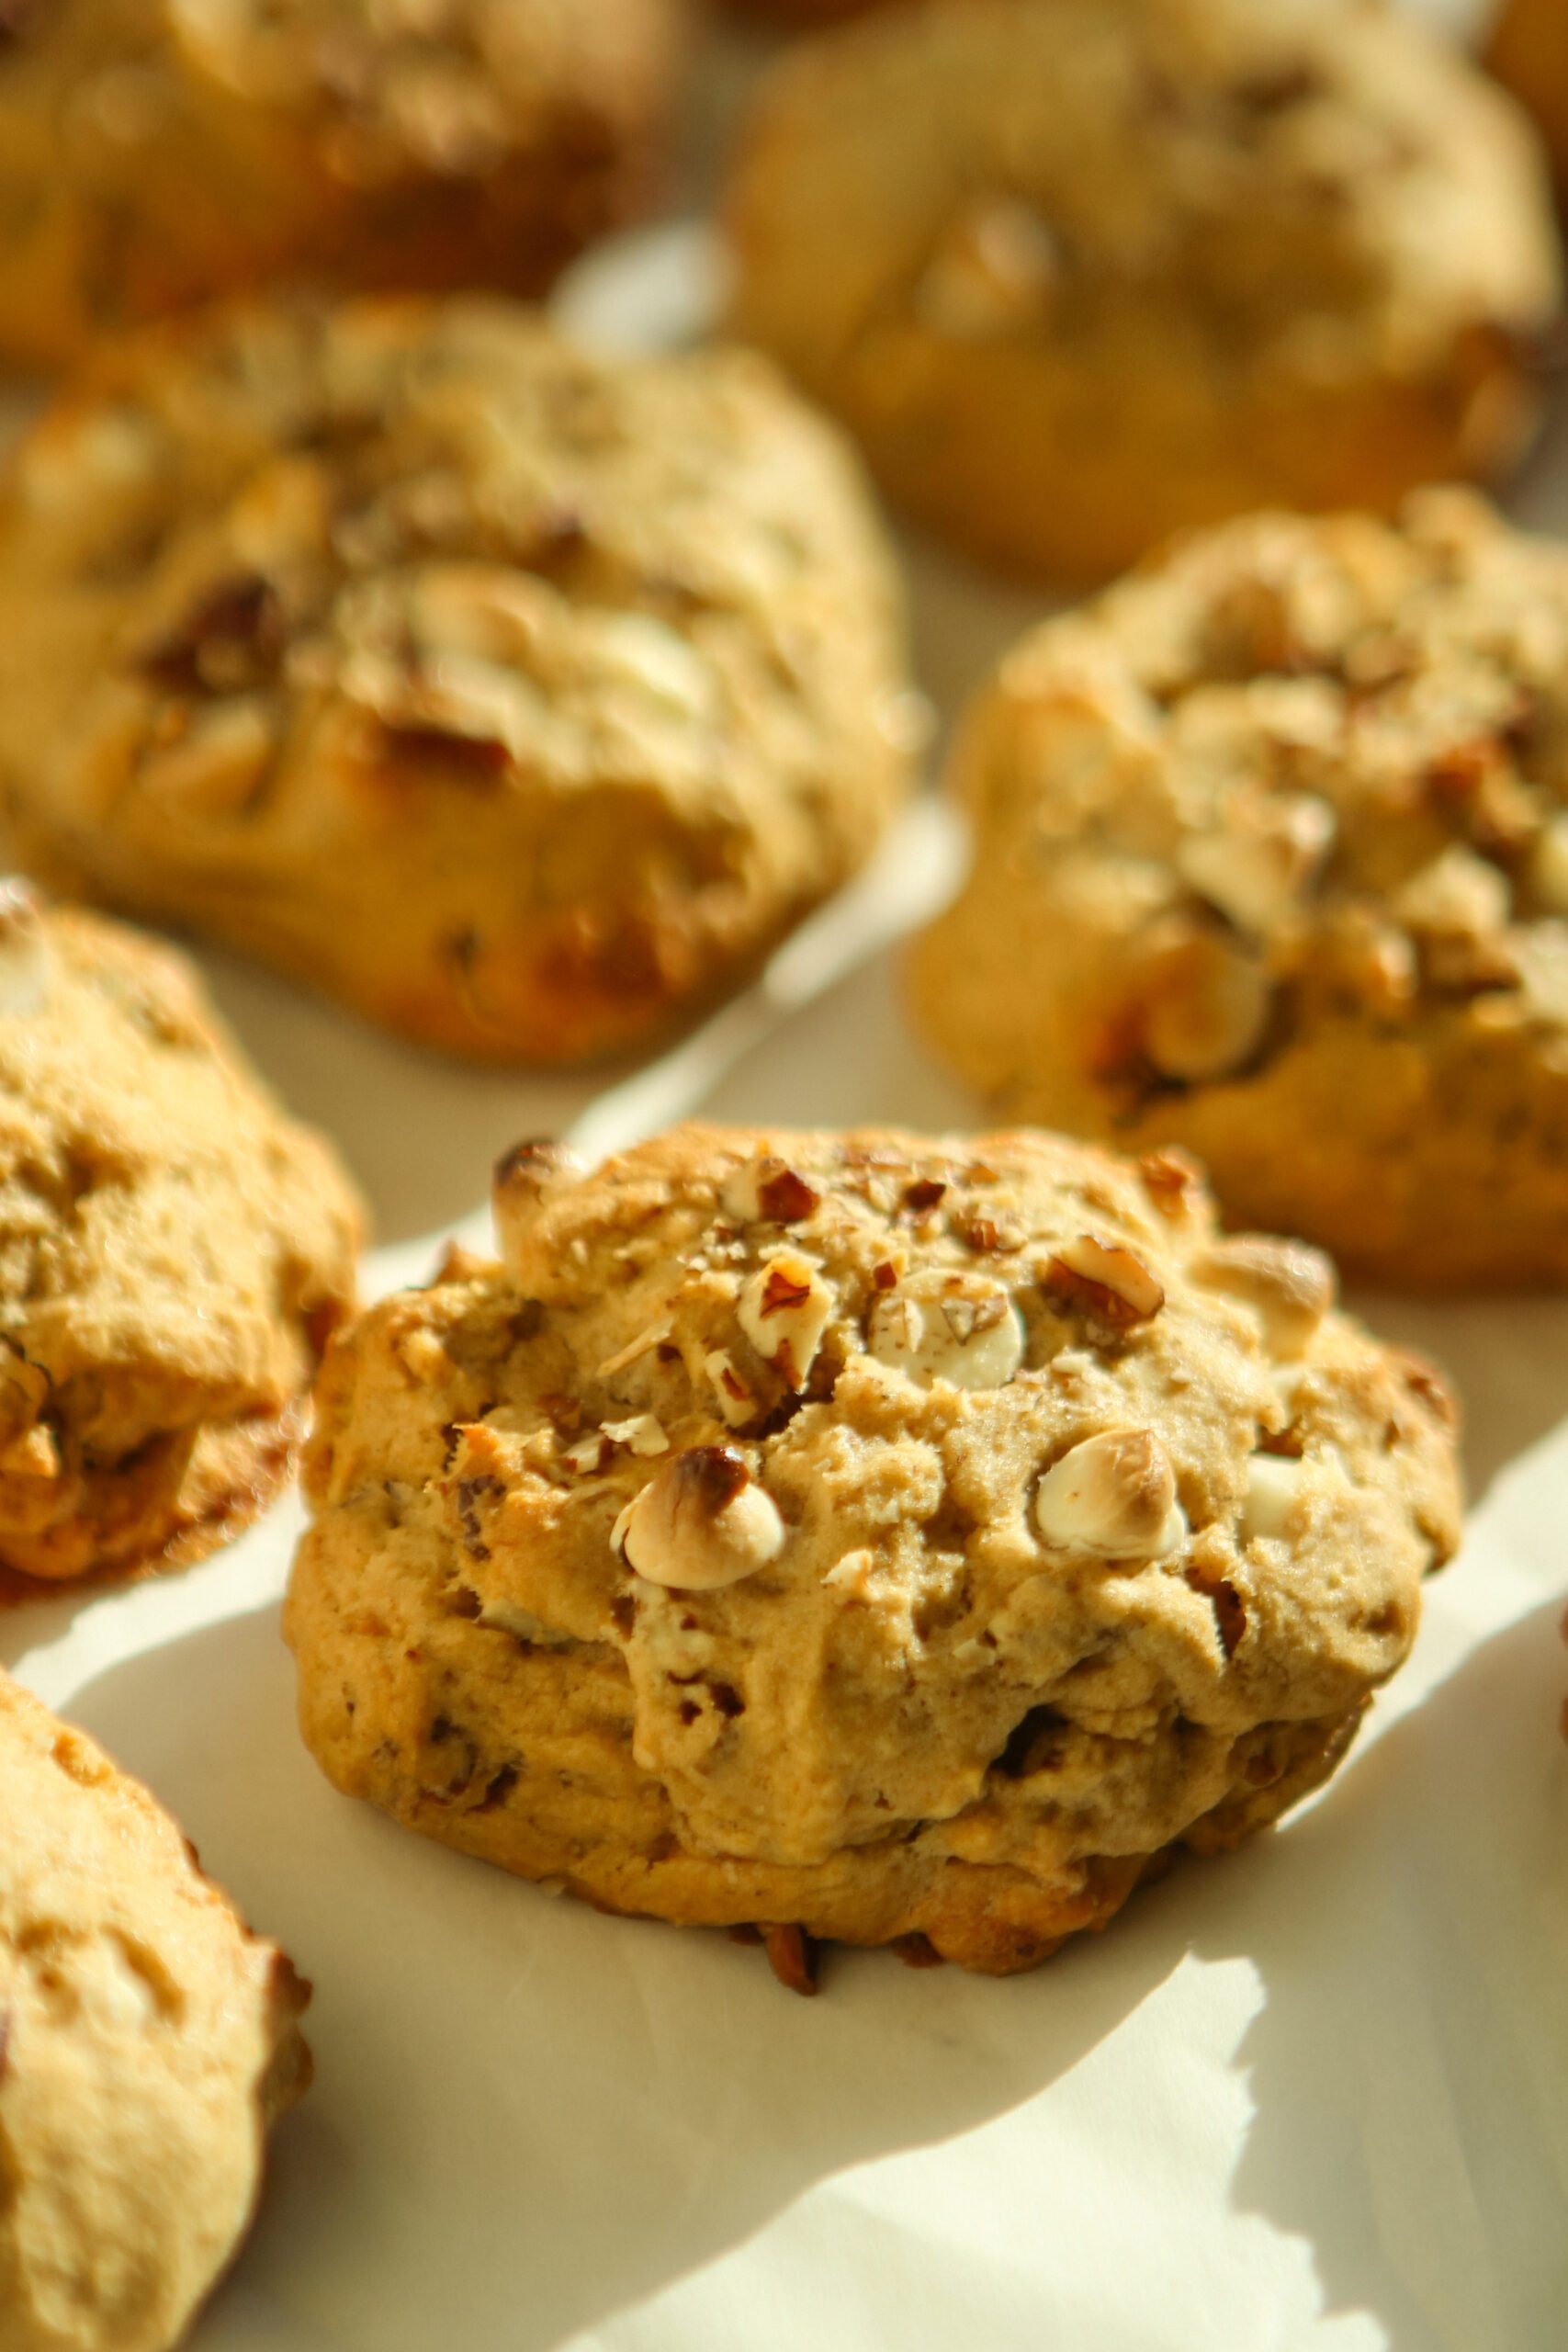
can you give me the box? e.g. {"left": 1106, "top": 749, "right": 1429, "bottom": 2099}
{"left": 0, "top": 888, "right": 360, "bottom": 1585}
{"left": 0, "top": 1672, "right": 310, "bottom": 2352}
{"left": 727, "top": 0, "right": 1562, "bottom": 582}
{"left": 910, "top": 491, "right": 1568, "bottom": 1290}
{"left": 286, "top": 1122, "right": 1460, "bottom": 1980}
{"left": 1489, "top": 0, "right": 1568, "bottom": 190}
{"left": 0, "top": 0, "right": 684, "bottom": 372}
{"left": 0, "top": 298, "right": 917, "bottom": 1065}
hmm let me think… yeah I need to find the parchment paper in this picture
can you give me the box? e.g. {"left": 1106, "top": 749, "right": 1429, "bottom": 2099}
{"left": 7, "top": 6, "right": 1568, "bottom": 2346}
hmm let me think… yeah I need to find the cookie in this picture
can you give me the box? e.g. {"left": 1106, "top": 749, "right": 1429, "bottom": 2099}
{"left": 0, "top": 298, "right": 917, "bottom": 1066}
{"left": 910, "top": 491, "right": 1568, "bottom": 1291}
{"left": 1488, "top": 0, "right": 1568, "bottom": 190}
{"left": 0, "top": 0, "right": 684, "bottom": 374}
{"left": 726, "top": 0, "right": 1562, "bottom": 582}
{"left": 284, "top": 1122, "right": 1461, "bottom": 1984}
{"left": 0, "top": 1670, "right": 310, "bottom": 2352}
{"left": 0, "top": 881, "right": 360, "bottom": 1586}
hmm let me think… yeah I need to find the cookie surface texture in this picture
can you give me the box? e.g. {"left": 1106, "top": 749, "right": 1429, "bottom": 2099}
{"left": 286, "top": 1122, "right": 1461, "bottom": 1975}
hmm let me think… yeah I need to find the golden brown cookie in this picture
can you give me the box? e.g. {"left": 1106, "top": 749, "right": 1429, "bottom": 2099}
{"left": 0, "top": 0, "right": 684, "bottom": 374}
{"left": 1489, "top": 0, "right": 1568, "bottom": 190}
{"left": 285, "top": 1122, "right": 1461, "bottom": 1984}
{"left": 0, "top": 297, "right": 917, "bottom": 1067}
{"left": 910, "top": 491, "right": 1568, "bottom": 1291}
{"left": 0, "top": 1670, "right": 310, "bottom": 2352}
{"left": 0, "top": 881, "right": 360, "bottom": 1587}
{"left": 727, "top": 0, "right": 1562, "bottom": 583}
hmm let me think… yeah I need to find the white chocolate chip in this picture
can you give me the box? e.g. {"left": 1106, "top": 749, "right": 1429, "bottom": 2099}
{"left": 596, "top": 614, "right": 713, "bottom": 720}
{"left": 614, "top": 1448, "right": 785, "bottom": 1590}
{"left": 867, "top": 1272, "right": 1024, "bottom": 1390}
{"left": 1240, "top": 1453, "right": 1304, "bottom": 1544}
{"left": 1034, "top": 1429, "right": 1188, "bottom": 1559}
{"left": 737, "top": 1253, "right": 834, "bottom": 1390}
{"left": 0, "top": 881, "right": 50, "bottom": 1018}
{"left": 1190, "top": 1237, "right": 1336, "bottom": 1359}
{"left": 1177, "top": 792, "right": 1337, "bottom": 937}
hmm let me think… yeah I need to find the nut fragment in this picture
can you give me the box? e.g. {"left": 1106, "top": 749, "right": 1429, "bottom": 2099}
{"left": 1240, "top": 1453, "right": 1304, "bottom": 1544}
{"left": 1177, "top": 792, "right": 1337, "bottom": 937}
{"left": 566, "top": 1415, "right": 669, "bottom": 1473}
{"left": 1138, "top": 1148, "right": 1206, "bottom": 1223}
{"left": 721, "top": 1155, "right": 821, "bottom": 1226}
{"left": 492, "top": 1138, "right": 585, "bottom": 1272}
{"left": 613, "top": 1447, "right": 786, "bottom": 1591}
{"left": 1529, "top": 813, "right": 1568, "bottom": 917}
{"left": 914, "top": 198, "right": 1062, "bottom": 339}
{"left": 1190, "top": 1237, "right": 1335, "bottom": 1359}
{"left": 705, "top": 1350, "right": 758, "bottom": 1430}
{"left": 0, "top": 880, "right": 49, "bottom": 1018}
{"left": 1136, "top": 925, "right": 1272, "bottom": 1082}
{"left": 1393, "top": 847, "right": 1513, "bottom": 992}
{"left": 867, "top": 1272, "right": 1024, "bottom": 1390}
{"left": 737, "top": 1254, "right": 834, "bottom": 1390}
{"left": 1043, "top": 1235, "right": 1165, "bottom": 1327}
{"left": 1034, "top": 1429, "right": 1188, "bottom": 1559}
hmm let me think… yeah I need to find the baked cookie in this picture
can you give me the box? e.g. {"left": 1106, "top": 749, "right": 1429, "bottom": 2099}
{"left": 1489, "top": 0, "right": 1568, "bottom": 191}
{"left": 0, "top": 1670, "right": 310, "bottom": 2352}
{"left": 0, "top": 298, "right": 917, "bottom": 1066}
{"left": 285, "top": 1122, "right": 1461, "bottom": 1984}
{"left": 0, "top": 880, "right": 360, "bottom": 1587}
{"left": 0, "top": 0, "right": 684, "bottom": 374}
{"left": 726, "top": 0, "right": 1562, "bottom": 582}
{"left": 910, "top": 491, "right": 1568, "bottom": 1291}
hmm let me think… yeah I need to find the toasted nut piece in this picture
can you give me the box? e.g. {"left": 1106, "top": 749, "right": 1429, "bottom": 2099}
{"left": 1138, "top": 926, "right": 1272, "bottom": 1082}
{"left": 867, "top": 1272, "right": 1024, "bottom": 1390}
{"left": 1177, "top": 792, "right": 1337, "bottom": 937}
{"left": 1529, "top": 813, "right": 1568, "bottom": 917}
{"left": 1138, "top": 1148, "right": 1207, "bottom": 1223}
{"left": 1393, "top": 845, "right": 1511, "bottom": 944}
{"left": 737, "top": 1253, "right": 834, "bottom": 1390}
{"left": 1240, "top": 1453, "right": 1304, "bottom": 1544}
{"left": 613, "top": 1447, "right": 786, "bottom": 1591}
{"left": 0, "top": 879, "right": 50, "bottom": 1017}
{"left": 721, "top": 1155, "right": 821, "bottom": 1226}
{"left": 1034, "top": 1429, "right": 1188, "bottom": 1559}
{"left": 492, "top": 1139, "right": 585, "bottom": 1271}
{"left": 705, "top": 1350, "right": 758, "bottom": 1430}
{"left": 913, "top": 198, "right": 1061, "bottom": 339}
{"left": 566, "top": 1415, "right": 670, "bottom": 1474}
{"left": 1190, "top": 1237, "right": 1336, "bottom": 1359}
{"left": 1044, "top": 1235, "right": 1164, "bottom": 1327}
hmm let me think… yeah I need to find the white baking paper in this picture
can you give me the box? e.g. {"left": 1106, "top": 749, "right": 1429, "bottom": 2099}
{"left": 7, "top": 6, "right": 1568, "bottom": 2346}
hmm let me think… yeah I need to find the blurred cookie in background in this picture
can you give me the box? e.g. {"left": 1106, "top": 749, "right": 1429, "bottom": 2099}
{"left": 0, "top": 1670, "right": 310, "bottom": 2352}
{"left": 727, "top": 0, "right": 1562, "bottom": 583}
{"left": 0, "top": 883, "right": 360, "bottom": 1588}
{"left": 910, "top": 491, "right": 1568, "bottom": 1291}
{"left": 1488, "top": 0, "right": 1568, "bottom": 190}
{"left": 0, "top": 296, "right": 919, "bottom": 1065}
{"left": 0, "top": 0, "right": 685, "bottom": 373}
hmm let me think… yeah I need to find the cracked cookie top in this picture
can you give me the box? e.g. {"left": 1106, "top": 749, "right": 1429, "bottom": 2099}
{"left": 0, "top": 298, "right": 916, "bottom": 1063}
{"left": 299, "top": 1123, "right": 1460, "bottom": 1876}
{"left": 912, "top": 492, "right": 1568, "bottom": 1286}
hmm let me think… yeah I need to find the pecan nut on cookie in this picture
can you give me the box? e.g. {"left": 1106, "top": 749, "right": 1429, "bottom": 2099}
{"left": 727, "top": 0, "right": 1562, "bottom": 583}
{"left": 1489, "top": 0, "right": 1568, "bottom": 193}
{"left": 0, "top": 298, "right": 918, "bottom": 1065}
{"left": 0, "top": 881, "right": 360, "bottom": 1588}
{"left": 284, "top": 1124, "right": 1460, "bottom": 1986}
{"left": 0, "top": 1672, "right": 310, "bottom": 2352}
{"left": 910, "top": 491, "right": 1568, "bottom": 1291}
{"left": 0, "top": 0, "right": 685, "bottom": 373}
